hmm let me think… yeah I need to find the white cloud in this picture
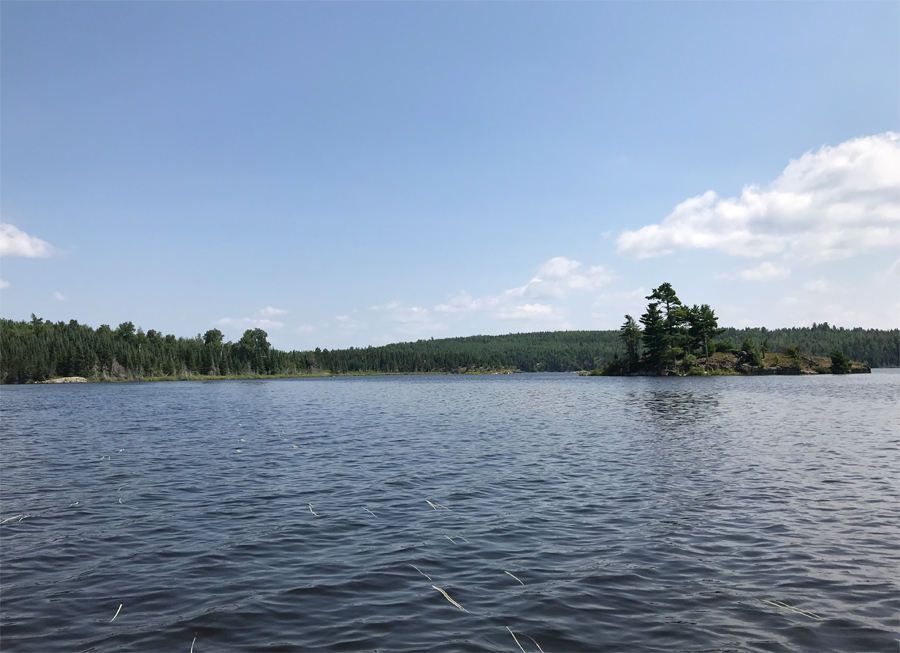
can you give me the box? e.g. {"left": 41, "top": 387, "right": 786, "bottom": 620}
{"left": 524, "top": 257, "right": 614, "bottom": 297}
{"left": 0, "top": 222, "right": 55, "bottom": 258}
{"left": 334, "top": 315, "right": 365, "bottom": 331}
{"left": 296, "top": 324, "right": 316, "bottom": 333}
{"left": 54, "top": 291, "right": 68, "bottom": 301}
{"left": 889, "top": 259, "right": 900, "bottom": 276}
{"left": 496, "top": 303, "right": 555, "bottom": 320}
{"left": 215, "top": 317, "right": 284, "bottom": 330}
{"left": 258, "top": 306, "right": 288, "bottom": 317}
{"left": 618, "top": 132, "right": 900, "bottom": 262}
{"left": 804, "top": 279, "right": 830, "bottom": 293}
{"left": 433, "top": 291, "right": 478, "bottom": 315}
{"left": 0, "top": 279, "right": 9, "bottom": 290}
{"left": 369, "top": 301, "right": 432, "bottom": 323}
{"left": 368, "top": 301, "right": 446, "bottom": 337}
{"left": 739, "top": 262, "right": 790, "bottom": 281}
{"left": 434, "top": 256, "right": 613, "bottom": 322}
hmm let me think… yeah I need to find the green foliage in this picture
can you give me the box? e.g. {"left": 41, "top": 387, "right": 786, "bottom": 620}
{"left": 619, "top": 315, "right": 642, "bottom": 372}
{"left": 830, "top": 350, "right": 852, "bottom": 374}
{"left": 639, "top": 302, "right": 665, "bottom": 370}
{"left": 0, "top": 314, "right": 896, "bottom": 384}
{"left": 688, "top": 304, "right": 723, "bottom": 358}
{"left": 740, "top": 336, "right": 757, "bottom": 352}
{"left": 600, "top": 353, "right": 624, "bottom": 375}
{"left": 750, "top": 349, "right": 764, "bottom": 367}
{"left": 713, "top": 340, "right": 733, "bottom": 353}
{"left": 780, "top": 343, "right": 800, "bottom": 356}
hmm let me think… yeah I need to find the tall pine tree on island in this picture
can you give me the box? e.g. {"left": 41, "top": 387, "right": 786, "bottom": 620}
{"left": 619, "top": 315, "right": 643, "bottom": 372}
{"left": 639, "top": 302, "right": 666, "bottom": 371}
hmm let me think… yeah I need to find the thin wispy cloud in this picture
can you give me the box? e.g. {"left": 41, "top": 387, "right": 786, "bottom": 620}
{"left": 618, "top": 132, "right": 900, "bottom": 262}
{"left": 738, "top": 262, "right": 791, "bottom": 282}
{"left": 334, "top": 315, "right": 365, "bottom": 331}
{"left": 54, "top": 291, "right": 68, "bottom": 301}
{"left": 0, "top": 222, "right": 55, "bottom": 258}
{"left": 0, "top": 279, "right": 9, "bottom": 290}
{"left": 804, "top": 279, "right": 830, "bottom": 293}
{"left": 215, "top": 317, "right": 284, "bottom": 330}
{"left": 434, "top": 256, "right": 613, "bottom": 323}
{"left": 258, "top": 306, "right": 288, "bottom": 317}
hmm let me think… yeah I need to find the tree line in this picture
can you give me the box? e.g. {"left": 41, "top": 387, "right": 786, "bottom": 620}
{"left": 1, "top": 311, "right": 897, "bottom": 383}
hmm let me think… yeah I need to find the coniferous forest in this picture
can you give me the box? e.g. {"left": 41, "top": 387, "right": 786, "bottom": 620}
{"left": 1, "top": 311, "right": 897, "bottom": 383}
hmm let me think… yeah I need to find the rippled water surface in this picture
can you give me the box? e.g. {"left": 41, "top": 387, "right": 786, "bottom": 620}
{"left": 2, "top": 372, "right": 898, "bottom": 652}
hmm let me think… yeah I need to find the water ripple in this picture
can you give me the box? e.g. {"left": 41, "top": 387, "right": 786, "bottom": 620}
{"left": 1, "top": 372, "right": 898, "bottom": 651}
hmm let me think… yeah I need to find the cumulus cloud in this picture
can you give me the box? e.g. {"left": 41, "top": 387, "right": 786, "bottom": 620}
{"left": 0, "top": 279, "right": 9, "bottom": 290}
{"left": 0, "top": 222, "right": 55, "bottom": 258}
{"left": 618, "top": 132, "right": 900, "bottom": 262}
{"left": 434, "top": 256, "right": 613, "bottom": 323}
{"left": 739, "top": 262, "right": 791, "bottom": 281}
{"left": 258, "top": 306, "right": 288, "bottom": 317}
{"left": 54, "top": 291, "right": 68, "bottom": 301}
{"left": 215, "top": 317, "right": 284, "bottom": 330}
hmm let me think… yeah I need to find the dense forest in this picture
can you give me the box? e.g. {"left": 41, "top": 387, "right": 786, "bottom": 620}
{"left": 1, "top": 313, "right": 897, "bottom": 383}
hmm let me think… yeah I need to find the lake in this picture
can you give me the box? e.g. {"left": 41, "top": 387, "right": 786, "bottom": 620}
{"left": 1, "top": 372, "right": 898, "bottom": 651}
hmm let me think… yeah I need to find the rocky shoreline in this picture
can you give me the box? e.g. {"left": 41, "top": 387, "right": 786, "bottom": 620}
{"left": 583, "top": 350, "right": 871, "bottom": 377}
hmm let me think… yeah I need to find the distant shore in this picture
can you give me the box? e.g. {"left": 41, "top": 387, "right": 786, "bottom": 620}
{"left": 32, "top": 364, "right": 889, "bottom": 385}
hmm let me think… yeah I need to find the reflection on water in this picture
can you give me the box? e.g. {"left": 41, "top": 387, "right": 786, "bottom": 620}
{"left": 1, "top": 372, "right": 898, "bottom": 652}
{"left": 634, "top": 387, "right": 722, "bottom": 428}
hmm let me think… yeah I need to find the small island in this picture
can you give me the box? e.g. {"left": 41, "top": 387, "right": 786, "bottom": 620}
{"left": 586, "top": 283, "right": 871, "bottom": 376}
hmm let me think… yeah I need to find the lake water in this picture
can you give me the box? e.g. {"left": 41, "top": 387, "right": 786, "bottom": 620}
{"left": 2, "top": 372, "right": 898, "bottom": 652}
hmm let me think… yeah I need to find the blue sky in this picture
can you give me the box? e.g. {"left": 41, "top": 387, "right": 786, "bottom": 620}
{"left": 2, "top": 2, "right": 898, "bottom": 350}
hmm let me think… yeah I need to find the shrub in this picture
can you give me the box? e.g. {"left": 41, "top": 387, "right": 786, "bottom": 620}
{"left": 713, "top": 340, "right": 733, "bottom": 353}
{"left": 831, "top": 350, "right": 852, "bottom": 374}
{"left": 780, "top": 344, "right": 801, "bottom": 357}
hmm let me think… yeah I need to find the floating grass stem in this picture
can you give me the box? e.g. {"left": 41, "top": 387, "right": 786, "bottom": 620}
{"left": 308, "top": 504, "right": 319, "bottom": 517}
{"left": 504, "top": 571, "right": 524, "bottom": 585}
{"left": 1, "top": 514, "right": 24, "bottom": 524}
{"left": 525, "top": 634, "right": 545, "bottom": 652}
{"left": 110, "top": 604, "right": 122, "bottom": 622}
{"left": 426, "top": 500, "right": 438, "bottom": 510}
{"left": 761, "top": 599, "right": 822, "bottom": 620}
{"left": 364, "top": 508, "right": 377, "bottom": 518}
{"left": 411, "top": 564, "right": 431, "bottom": 580}
{"left": 432, "top": 585, "right": 466, "bottom": 611}
{"left": 444, "top": 535, "right": 456, "bottom": 544}
{"left": 507, "top": 627, "right": 526, "bottom": 653}
{"left": 191, "top": 635, "right": 196, "bottom": 653}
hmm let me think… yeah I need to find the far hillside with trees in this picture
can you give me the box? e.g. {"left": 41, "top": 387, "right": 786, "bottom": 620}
{"left": 1, "top": 302, "right": 894, "bottom": 383}
{"left": 594, "top": 283, "right": 872, "bottom": 376}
